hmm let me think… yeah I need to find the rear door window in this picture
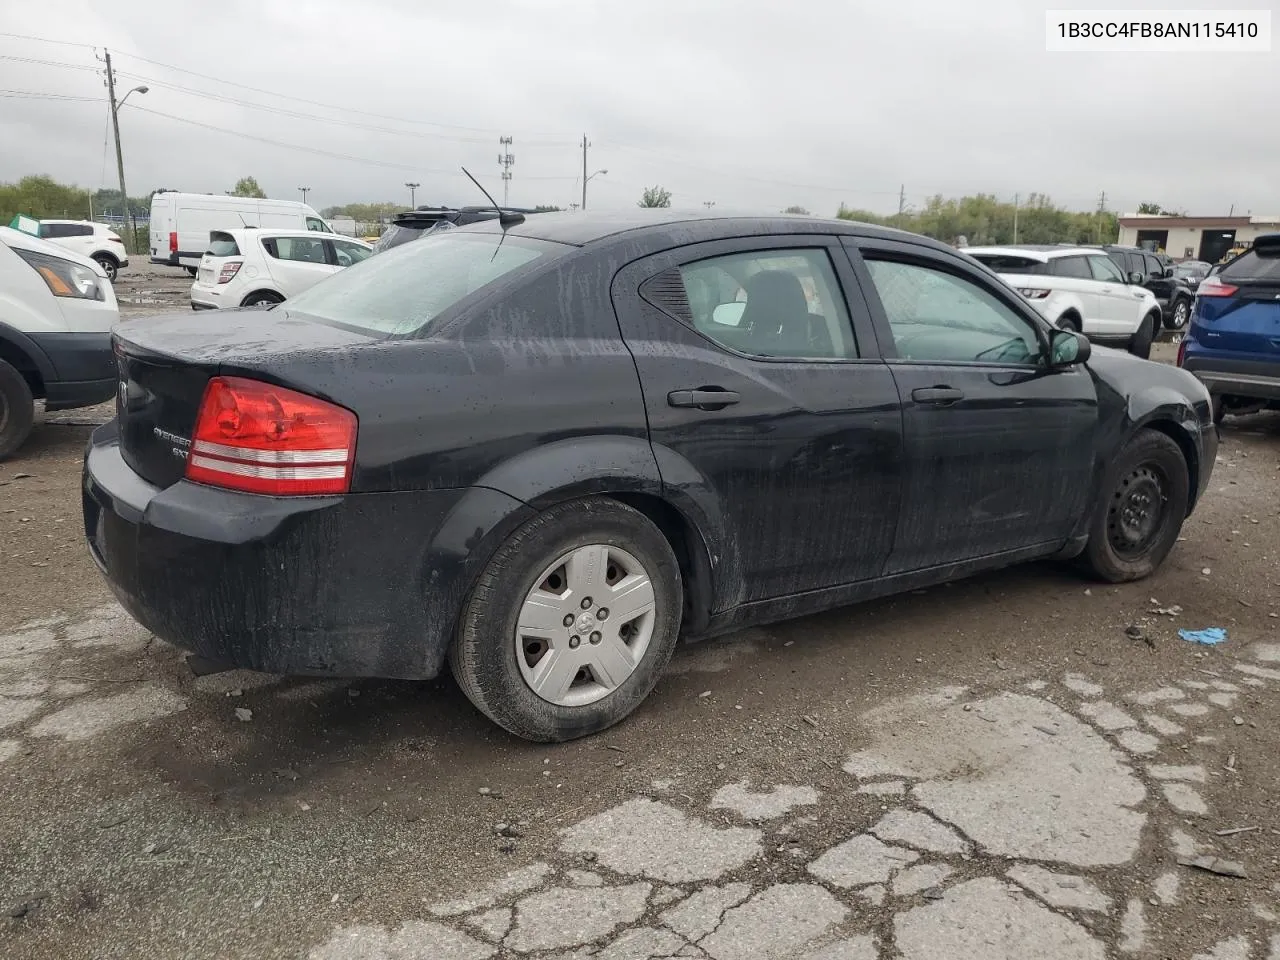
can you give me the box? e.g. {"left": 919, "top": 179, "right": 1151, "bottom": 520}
{"left": 264, "top": 236, "right": 328, "bottom": 263}
{"left": 1050, "top": 256, "right": 1091, "bottom": 279}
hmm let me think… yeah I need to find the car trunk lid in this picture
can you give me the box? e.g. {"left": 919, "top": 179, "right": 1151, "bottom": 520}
{"left": 112, "top": 309, "right": 374, "bottom": 489}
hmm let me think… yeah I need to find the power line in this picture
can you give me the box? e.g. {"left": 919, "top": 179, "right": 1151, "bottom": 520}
{"left": 0, "top": 31, "right": 96, "bottom": 50}
{"left": 0, "top": 88, "right": 100, "bottom": 101}
{"left": 124, "top": 104, "right": 577, "bottom": 181}
{"left": 0, "top": 53, "right": 100, "bottom": 72}
{"left": 112, "top": 69, "right": 575, "bottom": 146}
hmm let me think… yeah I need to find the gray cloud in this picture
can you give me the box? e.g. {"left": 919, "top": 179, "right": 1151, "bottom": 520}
{"left": 1, "top": 0, "right": 1275, "bottom": 217}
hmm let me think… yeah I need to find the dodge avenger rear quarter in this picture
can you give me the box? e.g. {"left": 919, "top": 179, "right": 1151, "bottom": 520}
{"left": 83, "top": 211, "right": 1216, "bottom": 741}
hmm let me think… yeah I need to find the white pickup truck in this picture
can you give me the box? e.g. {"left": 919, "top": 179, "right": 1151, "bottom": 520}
{"left": 965, "top": 245, "right": 1162, "bottom": 359}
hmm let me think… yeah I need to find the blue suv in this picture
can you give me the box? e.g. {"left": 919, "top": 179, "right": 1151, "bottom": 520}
{"left": 1178, "top": 233, "right": 1280, "bottom": 424}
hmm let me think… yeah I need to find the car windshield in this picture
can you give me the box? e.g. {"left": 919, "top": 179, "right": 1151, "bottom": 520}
{"left": 1174, "top": 262, "right": 1207, "bottom": 277}
{"left": 284, "top": 230, "right": 565, "bottom": 337}
{"left": 1220, "top": 248, "right": 1280, "bottom": 282}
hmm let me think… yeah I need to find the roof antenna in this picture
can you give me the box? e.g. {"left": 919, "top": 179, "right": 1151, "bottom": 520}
{"left": 461, "top": 167, "right": 524, "bottom": 229}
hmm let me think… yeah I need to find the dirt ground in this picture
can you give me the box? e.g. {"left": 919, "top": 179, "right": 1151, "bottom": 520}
{"left": 2, "top": 272, "right": 1279, "bottom": 959}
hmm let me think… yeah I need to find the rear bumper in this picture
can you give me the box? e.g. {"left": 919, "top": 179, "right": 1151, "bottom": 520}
{"left": 81, "top": 424, "right": 531, "bottom": 679}
{"left": 1182, "top": 355, "right": 1280, "bottom": 400}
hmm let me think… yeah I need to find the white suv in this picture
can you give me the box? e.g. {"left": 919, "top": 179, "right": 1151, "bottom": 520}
{"left": 37, "top": 220, "right": 130, "bottom": 282}
{"left": 0, "top": 226, "right": 119, "bottom": 459}
{"left": 965, "top": 245, "right": 1162, "bottom": 358}
{"left": 189, "top": 228, "right": 373, "bottom": 310}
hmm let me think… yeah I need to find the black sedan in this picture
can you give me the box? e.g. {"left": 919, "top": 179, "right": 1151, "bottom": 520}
{"left": 83, "top": 211, "right": 1217, "bottom": 742}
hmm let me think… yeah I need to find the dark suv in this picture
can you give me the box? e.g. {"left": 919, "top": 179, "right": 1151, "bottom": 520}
{"left": 373, "top": 206, "right": 540, "bottom": 254}
{"left": 1101, "top": 245, "right": 1196, "bottom": 331}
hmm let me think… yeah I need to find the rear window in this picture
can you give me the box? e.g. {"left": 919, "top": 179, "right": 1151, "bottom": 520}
{"left": 207, "top": 232, "right": 240, "bottom": 257}
{"left": 284, "top": 231, "right": 565, "bottom": 337}
{"left": 968, "top": 254, "right": 1049, "bottom": 275}
{"left": 1221, "top": 247, "right": 1280, "bottom": 282}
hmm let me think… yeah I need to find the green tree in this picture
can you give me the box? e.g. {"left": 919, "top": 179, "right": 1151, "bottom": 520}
{"left": 838, "top": 193, "right": 1119, "bottom": 246}
{"left": 783, "top": 205, "right": 810, "bottom": 216}
{"left": 229, "top": 176, "right": 267, "bottom": 199}
{"left": 534, "top": 204, "right": 563, "bottom": 212}
{"left": 638, "top": 186, "right": 672, "bottom": 208}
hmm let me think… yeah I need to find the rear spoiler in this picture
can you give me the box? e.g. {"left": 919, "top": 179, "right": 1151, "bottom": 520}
{"left": 1253, "top": 233, "right": 1280, "bottom": 256}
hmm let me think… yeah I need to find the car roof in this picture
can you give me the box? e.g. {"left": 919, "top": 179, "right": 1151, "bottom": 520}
{"left": 964, "top": 245, "right": 1099, "bottom": 260}
{"left": 462, "top": 209, "right": 953, "bottom": 251}
{"left": 224, "top": 227, "right": 367, "bottom": 243}
{"left": 0, "top": 225, "right": 104, "bottom": 268}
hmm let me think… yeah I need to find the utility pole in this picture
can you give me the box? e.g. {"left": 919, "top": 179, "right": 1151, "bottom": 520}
{"left": 498, "top": 136, "right": 514, "bottom": 208}
{"left": 405, "top": 182, "right": 420, "bottom": 208}
{"left": 703, "top": 201, "right": 715, "bottom": 209}
{"left": 298, "top": 186, "right": 310, "bottom": 204}
{"left": 1096, "top": 190, "right": 1107, "bottom": 244}
{"left": 897, "top": 184, "right": 906, "bottom": 221}
{"left": 581, "top": 135, "right": 589, "bottom": 210}
{"left": 1013, "top": 193, "right": 1019, "bottom": 244}
{"left": 103, "top": 49, "right": 147, "bottom": 255}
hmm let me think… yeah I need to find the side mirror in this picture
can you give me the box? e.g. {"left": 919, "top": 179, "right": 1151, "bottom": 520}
{"left": 1163, "top": 267, "right": 1176, "bottom": 279}
{"left": 1050, "top": 329, "right": 1090, "bottom": 367}
{"left": 711, "top": 301, "right": 746, "bottom": 326}
{"left": 1128, "top": 271, "right": 1144, "bottom": 284}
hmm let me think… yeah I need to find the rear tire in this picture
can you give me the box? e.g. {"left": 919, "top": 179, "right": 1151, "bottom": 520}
{"left": 1057, "top": 314, "right": 1081, "bottom": 333}
{"left": 93, "top": 255, "right": 118, "bottom": 283}
{"left": 185, "top": 266, "right": 197, "bottom": 277}
{"left": 1128, "top": 313, "right": 1157, "bottom": 359}
{"left": 1081, "top": 429, "right": 1189, "bottom": 582}
{"left": 0, "top": 359, "right": 36, "bottom": 461}
{"left": 449, "top": 497, "right": 683, "bottom": 742}
{"left": 241, "top": 291, "right": 284, "bottom": 308}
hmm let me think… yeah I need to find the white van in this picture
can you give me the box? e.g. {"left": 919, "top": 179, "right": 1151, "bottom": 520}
{"left": 149, "top": 193, "right": 331, "bottom": 273}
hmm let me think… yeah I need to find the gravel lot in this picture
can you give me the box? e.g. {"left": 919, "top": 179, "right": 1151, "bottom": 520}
{"left": 2, "top": 267, "right": 1279, "bottom": 959}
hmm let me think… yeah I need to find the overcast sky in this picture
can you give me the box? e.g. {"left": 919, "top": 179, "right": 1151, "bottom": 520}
{"left": 1, "top": 0, "right": 1275, "bottom": 217}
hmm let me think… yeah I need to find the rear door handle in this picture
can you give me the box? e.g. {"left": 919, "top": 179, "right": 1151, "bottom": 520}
{"left": 911, "top": 386, "right": 963, "bottom": 405}
{"left": 668, "top": 388, "right": 741, "bottom": 409}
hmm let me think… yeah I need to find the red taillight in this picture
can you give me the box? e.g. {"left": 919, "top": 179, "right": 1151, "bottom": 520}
{"left": 217, "top": 261, "right": 243, "bottom": 284}
{"left": 1196, "top": 277, "right": 1238, "bottom": 298}
{"left": 185, "top": 377, "right": 357, "bottom": 496}
{"left": 1176, "top": 338, "right": 1187, "bottom": 367}
{"left": 169, "top": 231, "right": 178, "bottom": 253}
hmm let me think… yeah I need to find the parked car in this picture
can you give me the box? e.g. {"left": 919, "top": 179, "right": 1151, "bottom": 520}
{"left": 1177, "top": 232, "right": 1280, "bottom": 423}
{"left": 1098, "top": 244, "right": 1195, "bottom": 331}
{"left": 373, "top": 206, "right": 540, "bottom": 254}
{"left": 150, "top": 192, "right": 332, "bottom": 274}
{"left": 84, "top": 213, "right": 1216, "bottom": 742}
{"left": 964, "top": 245, "right": 1162, "bottom": 357}
{"left": 189, "top": 229, "right": 373, "bottom": 309}
{"left": 1173, "top": 260, "right": 1213, "bottom": 290}
{"left": 37, "top": 220, "right": 129, "bottom": 282}
{"left": 0, "top": 226, "right": 118, "bottom": 458}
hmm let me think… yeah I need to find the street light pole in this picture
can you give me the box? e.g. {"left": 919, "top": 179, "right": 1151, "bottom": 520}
{"left": 405, "top": 182, "right": 420, "bottom": 208}
{"left": 104, "top": 49, "right": 147, "bottom": 256}
{"left": 583, "top": 169, "right": 607, "bottom": 211}
{"left": 299, "top": 186, "right": 310, "bottom": 204}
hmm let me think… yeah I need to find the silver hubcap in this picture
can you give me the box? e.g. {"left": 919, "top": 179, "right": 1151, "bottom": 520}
{"left": 1174, "top": 302, "right": 1188, "bottom": 327}
{"left": 515, "top": 544, "right": 656, "bottom": 707}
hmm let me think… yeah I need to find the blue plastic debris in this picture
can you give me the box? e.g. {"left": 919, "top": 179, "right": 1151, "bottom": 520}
{"left": 1178, "top": 627, "right": 1228, "bottom": 646}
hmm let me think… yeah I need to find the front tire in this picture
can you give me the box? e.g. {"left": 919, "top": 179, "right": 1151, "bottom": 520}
{"left": 1128, "top": 312, "right": 1157, "bottom": 359}
{"left": 0, "top": 359, "right": 36, "bottom": 461}
{"left": 93, "top": 255, "right": 118, "bottom": 283}
{"left": 1165, "top": 298, "right": 1190, "bottom": 331}
{"left": 449, "top": 497, "right": 683, "bottom": 742}
{"left": 1081, "top": 429, "right": 1189, "bottom": 582}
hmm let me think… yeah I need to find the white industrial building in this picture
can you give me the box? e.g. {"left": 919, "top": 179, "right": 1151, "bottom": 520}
{"left": 1116, "top": 214, "right": 1280, "bottom": 262}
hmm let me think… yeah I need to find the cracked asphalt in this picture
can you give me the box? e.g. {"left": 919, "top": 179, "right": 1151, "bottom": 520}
{"left": 3, "top": 274, "right": 1280, "bottom": 959}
